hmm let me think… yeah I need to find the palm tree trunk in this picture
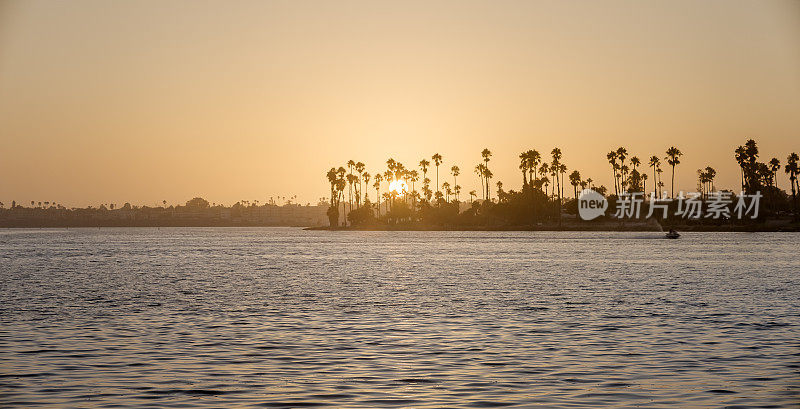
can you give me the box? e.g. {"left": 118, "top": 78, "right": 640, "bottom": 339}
{"left": 612, "top": 168, "right": 617, "bottom": 195}
{"left": 671, "top": 165, "right": 676, "bottom": 199}
{"left": 652, "top": 166, "right": 656, "bottom": 196}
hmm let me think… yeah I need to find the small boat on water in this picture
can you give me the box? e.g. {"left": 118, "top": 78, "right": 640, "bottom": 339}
{"left": 665, "top": 229, "right": 680, "bottom": 239}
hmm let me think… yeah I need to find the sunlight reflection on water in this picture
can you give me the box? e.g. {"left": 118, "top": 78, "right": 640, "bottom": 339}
{"left": 1, "top": 228, "right": 798, "bottom": 407}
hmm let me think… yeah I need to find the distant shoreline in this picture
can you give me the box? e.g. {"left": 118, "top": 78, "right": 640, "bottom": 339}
{"left": 1, "top": 220, "right": 797, "bottom": 232}
{"left": 305, "top": 219, "right": 800, "bottom": 232}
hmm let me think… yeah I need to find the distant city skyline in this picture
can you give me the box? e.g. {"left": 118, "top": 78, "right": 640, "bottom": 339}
{"left": 1, "top": 0, "right": 798, "bottom": 207}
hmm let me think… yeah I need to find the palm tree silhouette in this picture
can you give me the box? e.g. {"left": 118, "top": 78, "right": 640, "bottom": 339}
{"left": 451, "top": 165, "right": 460, "bottom": 201}
{"left": 569, "top": 170, "right": 581, "bottom": 199}
{"left": 705, "top": 166, "right": 716, "bottom": 194}
{"left": 769, "top": 158, "right": 781, "bottom": 190}
{"left": 665, "top": 146, "right": 683, "bottom": 198}
{"left": 641, "top": 173, "right": 648, "bottom": 195}
{"left": 550, "top": 148, "right": 562, "bottom": 204}
{"left": 383, "top": 169, "right": 393, "bottom": 212}
{"left": 616, "top": 147, "right": 628, "bottom": 188}
{"left": 785, "top": 153, "right": 799, "bottom": 215}
{"left": 481, "top": 148, "right": 492, "bottom": 200}
{"left": 355, "top": 162, "right": 365, "bottom": 208}
{"left": 539, "top": 162, "right": 550, "bottom": 195}
{"left": 648, "top": 156, "right": 660, "bottom": 196}
{"left": 373, "top": 173, "right": 383, "bottom": 216}
{"left": 734, "top": 145, "right": 747, "bottom": 191}
{"left": 409, "top": 170, "right": 419, "bottom": 208}
{"left": 475, "top": 163, "right": 486, "bottom": 200}
{"left": 484, "top": 168, "right": 493, "bottom": 202}
{"left": 519, "top": 151, "right": 529, "bottom": 187}
{"left": 607, "top": 151, "right": 618, "bottom": 195}
{"left": 469, "top": 190, "right": 477, "bottom": 204}
{"left": 363, "top": 172, "right": 371, "bottom": 203}
{"left": 432, "top": 153, "right": 443, "bottom": 194}
{"left": 419, "top": 159, "right": 430, "bottom": 202}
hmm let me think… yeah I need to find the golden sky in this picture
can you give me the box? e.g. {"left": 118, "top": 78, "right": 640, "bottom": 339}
{"left": 1, "top": 0, "right": 798, "bottom": 207}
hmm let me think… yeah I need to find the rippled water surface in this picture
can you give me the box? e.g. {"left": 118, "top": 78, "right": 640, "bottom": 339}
{"left": 1, "top": 228, "right": 798, "bottom": 407}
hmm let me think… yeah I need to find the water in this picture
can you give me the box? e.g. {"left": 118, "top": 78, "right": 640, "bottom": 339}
{"left": 1, "top": 228, "right": 798, "bottom": 407}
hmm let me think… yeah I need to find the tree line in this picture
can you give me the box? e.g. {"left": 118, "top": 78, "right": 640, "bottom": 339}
{"left": 326, "top": 139, "right": 799, "bottom": 228}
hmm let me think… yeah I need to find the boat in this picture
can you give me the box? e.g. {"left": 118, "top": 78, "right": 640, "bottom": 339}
{"left": 665, "top": 229, "right": 680, "bottom": 239}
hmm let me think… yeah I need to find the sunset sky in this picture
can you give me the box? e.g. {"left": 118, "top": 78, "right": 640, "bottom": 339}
{"left": 1, "top": 0, "right": 798, "bottom": 207}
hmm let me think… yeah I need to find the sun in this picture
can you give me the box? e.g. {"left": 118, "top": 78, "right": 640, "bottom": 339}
{"left": 389, "top": 180, "right": 408, "bottom": 195}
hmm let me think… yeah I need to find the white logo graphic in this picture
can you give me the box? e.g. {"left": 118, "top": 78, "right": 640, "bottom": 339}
{"left": 578, "top": 189, "right": 607, "bottom": 220}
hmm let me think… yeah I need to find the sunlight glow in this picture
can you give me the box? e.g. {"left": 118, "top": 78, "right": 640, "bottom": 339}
{"left": 389, "top": 180, "right": 408, "bottom": 195}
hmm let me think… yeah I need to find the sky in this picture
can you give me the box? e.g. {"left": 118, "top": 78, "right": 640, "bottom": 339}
{"left": 0, "top": 0, "right": 798, "bottom": 207}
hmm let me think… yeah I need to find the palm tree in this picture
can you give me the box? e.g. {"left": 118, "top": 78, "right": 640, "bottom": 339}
{"left": 363, "top": 172, "right": 371, "bottom": 203}
{"left": 648, "top": 156, "right": 660, "bottom": 196}
{"left": 422, "top": 178, "right": 432, "bottom": 201}
{"left": 419, "top": 159, "right": 430, "bottom": 177}
{"left": 549, "top": 164, "right": 558, "bottom": 198}
{"left": 469, "top": 190, "right": 477, "bottom": 204}
{"left": 607, "top": 151, "right": 619, "bottom": 195}
{"left": 785, "top": 153, "right": 799, "bottom": 215}
{"left": 383, "top": 169, "right": 393, "bottom": 211}
{"left": 337, "top": 167, "right": 347, "bottom": 226}
{"left": 346, "top": 160, "right": 355, "bottom": 213}
{"left": 496, "top": 181, "right": 504, "bottom": 202}
{"left": 641, "top": 173, "right": 648, "bottom": 196}
{"left": 419, "top": 159, "right": 430, "bottom": 202}
{"left": 541, "top": 175, "right": 550, "bottom": 197}
{"left": 432, "top": 153, "right": 443, "bottom": 194}
{"left": 616, "top": 147, "right": 628, "bottom": 187}
{"left": 769, "top": 158, "right": 781, "bottom": 190}
{"left": 656, "top": 166, "right": 664, "bottom": 196}
{"left": 484, "top": 168, "right": 494, "bottom": 202}
{"left": 373, "top": 174, "right": 383, "bottom": 216}
{"left": 481, "top": 148, "right": 492, "bottom": 200}
{"left": 475, "top": 163, "right": 486, "bottom": 200}
{"left": 327, "top": 168, "right": 338, "bottom": 206}
{"left": 527, "top": 149, "right": 541, "bottom": 185}
{"left": 742, "top": 139, "right": 760, "bottom": 193}
{"left": 442, "top": 181, "right": 451, "bottom": 202}
{"left": 735, "top": 145, "right": 747, "bottom": 191}
{"left": 355, "top": 162, "right": 365, "bottom": 208}
{"left": 451, "top": 165, "right": 460, "bottom": 199}
{"left": 665, "top": 146, "right": 683, "bottom": 198}
{"left": 569, "top": 170, "right": 581, "bottom": 200}
{"left": 697, "top": 168, "right": 708, "bottom": 199}
{"left": 550, "top": 148, "right": 562, "bottom": 204}
{"left": 409, "top": 170, "right": 419, "bottom": 197}
{"left": 705, "top": 166, "right": 716, "bottom": 193}
{"left": 519, "top": 151, "right": 529, "bottom": 187}
{"left": 539, "top": 162, "right": 550, "bottom": 196}
{"left": 620, "top": 165, "right": 629, "bottom": 192}
{"left": 631, "top": 156, "right": 640, "bottom": 172}
{"left": 346, "top": 173, "right": 358, "bottom": 216}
